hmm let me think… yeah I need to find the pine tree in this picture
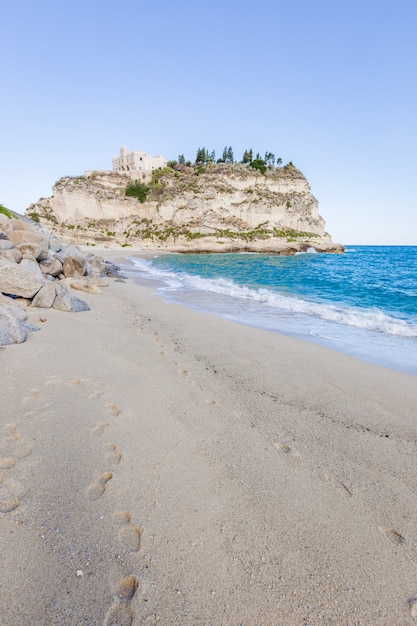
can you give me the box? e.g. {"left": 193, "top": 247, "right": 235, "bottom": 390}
{"left": 178, "top": 154, "right": 186, "bottom": 165}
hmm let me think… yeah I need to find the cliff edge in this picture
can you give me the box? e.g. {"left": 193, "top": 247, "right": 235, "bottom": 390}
{"left": 26, "top": 163, "right": 343, "bottom": 254}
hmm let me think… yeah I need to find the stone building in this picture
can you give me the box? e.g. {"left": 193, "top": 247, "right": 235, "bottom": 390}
{"left": 112, "top": 146, "right": 167, "bottom": 173}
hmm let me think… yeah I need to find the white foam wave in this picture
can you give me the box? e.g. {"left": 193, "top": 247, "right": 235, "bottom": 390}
{"left": 123, "top": 257, "right": 417, "bottom": 339}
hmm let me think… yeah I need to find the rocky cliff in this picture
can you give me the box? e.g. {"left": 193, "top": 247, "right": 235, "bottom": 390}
{"left": 26, "top": 163, "right": 343, "bottom": 254}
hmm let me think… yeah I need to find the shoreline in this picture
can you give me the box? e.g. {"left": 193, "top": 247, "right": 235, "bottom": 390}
{"left": 1, "top": 268, "right": 417, "bottom": 624}
{"left": 98, "top": 247, "right": 417, "bottom": 379}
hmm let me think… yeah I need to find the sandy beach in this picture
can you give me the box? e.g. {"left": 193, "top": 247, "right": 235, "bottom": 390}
{"left": 1, "top": 251, "right": 416, "bottom": 625}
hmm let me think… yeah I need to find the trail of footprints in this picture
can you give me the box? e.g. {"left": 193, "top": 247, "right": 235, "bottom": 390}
{"left": 0, "top": 423, "right": 34, "bottom": 513}
{"left": 87, "top": 391, "right": 141, "bottom": 625}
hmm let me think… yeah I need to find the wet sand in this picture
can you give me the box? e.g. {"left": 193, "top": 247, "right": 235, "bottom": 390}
{"left": 1, "top": 264, "right": 416, "bottom": 625}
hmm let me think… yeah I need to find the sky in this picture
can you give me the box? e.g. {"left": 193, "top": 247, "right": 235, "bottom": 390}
{"left": 1, "top": 0, "right": 416, "bottom": 245}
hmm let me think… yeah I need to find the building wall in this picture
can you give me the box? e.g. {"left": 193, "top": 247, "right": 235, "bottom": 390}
{"left": 112, "top": 146, "right": 167, "bottom": 172}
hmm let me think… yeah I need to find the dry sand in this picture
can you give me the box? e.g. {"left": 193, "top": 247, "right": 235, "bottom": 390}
{"left": 1, "top": 252, "right": 417, "bottom": 625}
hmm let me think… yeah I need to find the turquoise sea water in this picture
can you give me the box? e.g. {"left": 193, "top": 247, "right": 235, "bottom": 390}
{"left": 120, "top": 246, "right": 417, "bottom": 376}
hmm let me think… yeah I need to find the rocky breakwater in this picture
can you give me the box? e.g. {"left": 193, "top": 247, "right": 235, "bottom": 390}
{"left": 0, "top": 214, "right": 119, "bottom": 346}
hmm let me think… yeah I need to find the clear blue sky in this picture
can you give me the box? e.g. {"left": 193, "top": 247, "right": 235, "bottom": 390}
{"left": 1, "top": 0, "right": 416, "bottom": 244}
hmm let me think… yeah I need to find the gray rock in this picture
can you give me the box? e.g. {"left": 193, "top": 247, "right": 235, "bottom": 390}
{"left": 0, "top": 229, "right": 8, "bottom": 240}
{"left": 0, "top": 262, "right": 45, "bottom": 298}
{"left": 56, "top": 245, "right": 85, "bottom": 263}
{"left": 0, "top": 304, "right": 28, "bottom": 345}
{"left": 0, "top": 240, "right": 14, "bottom": 250}
{"left": 31, "top": 281, "right": 56, "bottom": 308}
{"left": 48, "top": 236, "right": 63, "bottom": 253}
{"left": 52, "top": 288, "right": 90, "bottom": 312}
{"left": 62, "top": 255, "right": 89, "bottom": 278}
{"left": 39, "top": 255, "right": 63, "bottom": 277}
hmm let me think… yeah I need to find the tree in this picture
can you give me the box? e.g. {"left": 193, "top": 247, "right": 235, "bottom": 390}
{"left": 242, "top": 149, "right": 253, "bottom": 164}
{"left": 276, "top": 157, "right": 283, "bottom": 166}
{"left": 264, "top": 152, "right": 275, "bottom": 167}
{"left": 178, "top": 154, "right": 186, "bottom": 165}
{"left": 222, "top": 146, "right": 228, "bottom": 162}
{"left": 227, "top": 146, "right": 234, "bottom": 163}
{"left": 195, "top": 147, "right": 207, "bottom": 164}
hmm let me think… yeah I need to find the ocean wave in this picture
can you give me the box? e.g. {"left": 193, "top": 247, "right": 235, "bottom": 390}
{"left": 124, "top": 257, "right": 417, "bottom": 339}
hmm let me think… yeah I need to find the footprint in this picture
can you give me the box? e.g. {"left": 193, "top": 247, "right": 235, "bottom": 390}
{"left": 3, "top": 424, "right": 20, "bottom": 442}
{"left": 103, "top": 603, "right": 133, "bottom": 626}
{"left": 113, "top": 511, "right": 131, "bottom": 525}
{"left": 0, "top": 479, "right": 28, "bottom": 513}
{"left": 91, "top": 422, "right": 110, "bottom": 437}
{"left": 106, "top": 403, "right": 121, "bottom": 417}
{"left": 86, "top": 472, "right": 112, "bottom": 501}
{"left": 89, "top": 390, "right": 105, "bottom": 399}
{"left": 104, "top": 575, "right": 138, "bottom": 626}
{"left": 119, "top": 525, "right": 141, "bottom": 553}
{"left": 113, "top": 510, "right": 142, "bottom": 552}
{"left": 379, "top": 526, "right": 405, "bottom": 546}
{"left": 0, "top": 490, "right": 21, "bottom": 513}
{"left": 105, "top": 443, "right": 122, "bottom": 465}
{"left": 21, "top": 389, "right": 40, "bottom": 404}
{"left": 0, "top": 457, "right": 16, "bottom": 470}
{"left": 44, "top": 376, "right": 64, "bottom": 387}
{"left": 15, "top": 445, "right": 34, "bottom": 461}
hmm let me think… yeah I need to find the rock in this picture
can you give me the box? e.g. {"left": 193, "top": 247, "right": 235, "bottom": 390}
{"left": 16, "top": 242, "right": 42, "bottom": 260}
{"left": 62, "top": 255, "right": 89, "bottom": 278}
{"left": 63, "top": 277, "right": 103, "bottom": 294}
{"left": 31, "top": 282, "right": 56, "bottom": 308}
{"left": 6, "top": 230, "right": 49, "bottom": 260}
{"left": 0, "top": 262, "right": 45, "bottom": 298}
{"left": 0, "top": 240, "right": 15, "bottom": 250}
{"left": 0, "top": 304, "right": 29, "bottom": 345}
{"left": 48, "top": 236, "right": 63, "bottom": 253}
{"left": 0, "top": 230, "right": 8, "bottom": 240}
{"left": 56, "top": 245, "right": 86, "bottom": 263}
{"left": 53, "top": 286, "right": 90, "bottom": 312}
{"left": 0, "top": 215, "right": 12, "bottom": 228}
{"left": 103, "top": 262, "right": 122, "bottom": 277}
{"left": 1, "top": 248, "right": 22, "bottom": 263}
{"left": 39, "top": 256, "right": 63, "bottom": 277}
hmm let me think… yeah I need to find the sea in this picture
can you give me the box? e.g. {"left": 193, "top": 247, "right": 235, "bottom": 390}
{"left": 119, "top": 246, "right": 417, "bottom": 377}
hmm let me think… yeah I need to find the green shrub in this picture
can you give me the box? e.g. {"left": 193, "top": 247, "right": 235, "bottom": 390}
{"left": 125, "top": 181, "right": 150, "bottom": 203}
{"left": 0, "top": 204, "right": 13, "bottom": 219}
{"left": 250, "top": 159, "right": 267, "bottom": 174}
{"left": 27, "top": 211, "right": 40, "bottom": 222}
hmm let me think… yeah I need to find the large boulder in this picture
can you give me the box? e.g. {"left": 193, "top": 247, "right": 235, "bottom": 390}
{"left": 31, "top": 281, "right": 56, "bottom": 308}
{"left": 56, "top": 245, "right": 86, "bottom": 263}
{"left": 0, "top": 304, "right": 30, "bottom": 345}
{"left": 6, "top": 230, "right": 49, "bottom": 261}
{"left": 0, "top": 261, "right": 45, "bottom": 298}
{"left": 62, "top": 255, "right": 89, "bottom": 278}
{"left": 16, "top": 242, "right": 41, "bottom": 260}
{"left": 39, "top": 255, "right": 63, "bottom": 277}
{"left": 53, "top": 285, "right": 90, "bottom": 312}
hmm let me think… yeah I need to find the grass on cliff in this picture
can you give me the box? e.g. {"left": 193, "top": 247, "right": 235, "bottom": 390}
{"left": 0, "top": 204, "right": 13, "bottom": 219}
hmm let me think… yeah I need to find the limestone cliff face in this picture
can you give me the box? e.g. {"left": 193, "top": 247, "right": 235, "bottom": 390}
{"left": 26, "top": 164, "right": 343, "bottom": 254}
